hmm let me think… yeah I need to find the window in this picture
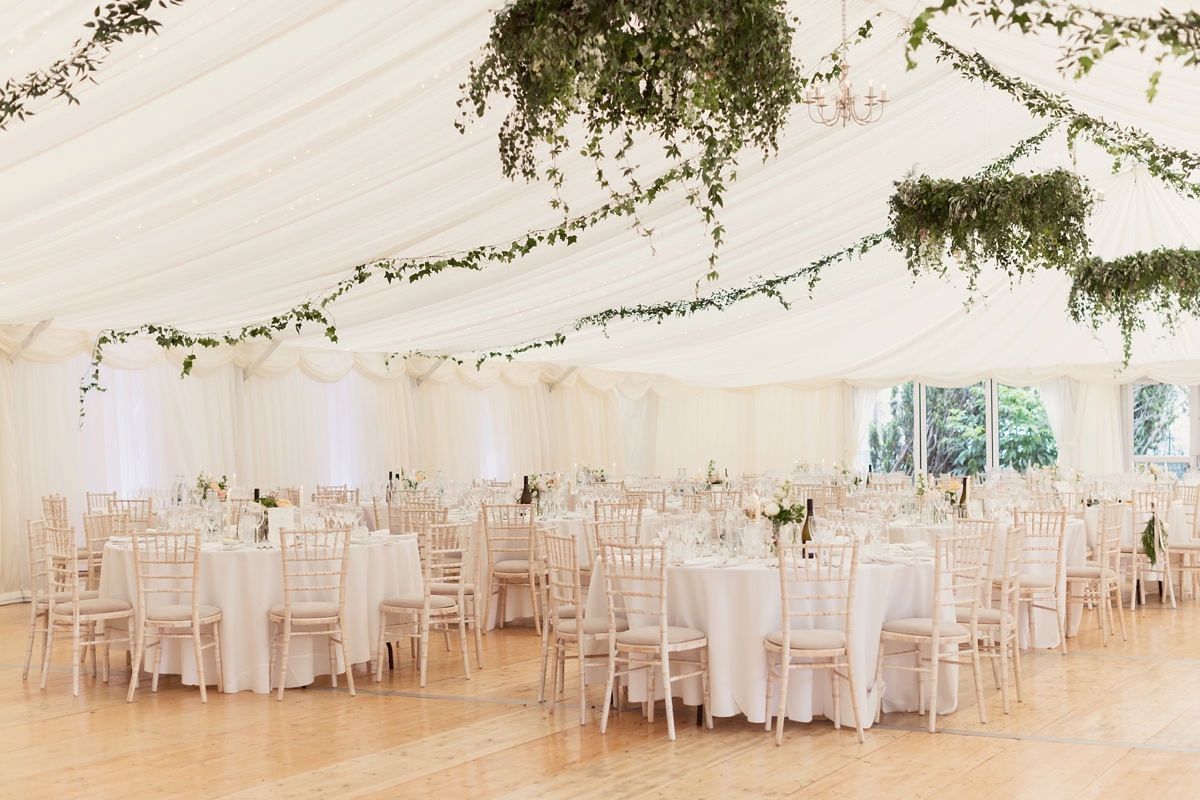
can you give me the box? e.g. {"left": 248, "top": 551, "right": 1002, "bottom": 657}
{"left": 997, "top": 384, "right": 1058, "bottom": 470}
{"left": 924, "top": 384, "right": 986, "bottom": 476}
{"left": 1133, "top": 383, "right": 1190, "bottom": 476}
{"left": 868, "top": 383, "right": 914, "bottom": 475}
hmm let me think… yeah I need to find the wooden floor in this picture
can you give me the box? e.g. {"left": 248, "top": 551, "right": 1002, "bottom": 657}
{"left": 4, "top": 598, "right": 1200, "bottom": 800}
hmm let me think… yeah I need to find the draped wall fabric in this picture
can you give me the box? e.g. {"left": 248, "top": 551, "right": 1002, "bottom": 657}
{"left": 1038, "top": 377, "right": 1130, "bottom": 474}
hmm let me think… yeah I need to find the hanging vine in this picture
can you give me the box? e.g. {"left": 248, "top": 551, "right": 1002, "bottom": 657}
{"left": 1, "top": 1, "right": 186, "bottom": 130}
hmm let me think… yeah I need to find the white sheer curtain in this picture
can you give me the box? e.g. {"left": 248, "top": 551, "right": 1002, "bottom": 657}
{"left": 618, "top": 392, "right": 658, "bottom": 477}
{"left": 547, "top": 382, "right": 627, "bottom": 476}
{"left": 1038, "top": 377, "right": 1128, "bottom": 473}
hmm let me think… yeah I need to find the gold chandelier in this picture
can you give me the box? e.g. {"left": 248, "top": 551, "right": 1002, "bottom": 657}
{"left": 804, "top": 0, "right": 887, "bottom": 127}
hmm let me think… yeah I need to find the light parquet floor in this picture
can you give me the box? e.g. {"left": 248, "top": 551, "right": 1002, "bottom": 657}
{"left": 3, "top": 597, "right": 1200, "bottom": 799}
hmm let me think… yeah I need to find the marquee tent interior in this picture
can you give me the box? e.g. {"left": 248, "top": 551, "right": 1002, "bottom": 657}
{"left": 1, "top": 0, "right": 1198, "bottom": 607}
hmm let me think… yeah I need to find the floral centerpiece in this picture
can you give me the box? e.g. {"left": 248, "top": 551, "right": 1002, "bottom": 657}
{"left": 761, "top": 481, "right": 806, "bottom": 548}
{"left": 399, "top": 468, "right": 426, "bottom": 489}
{"left": 196, "top": 472, "right": 227, "bottom": 501}
{"left": 706, "top": 460, "right": 724, "bottom": 488}
{"left": 914, "top": 470, "right": 928, "bottom": 498}
{"left": 256, "top": 491, "right": 284, "bottom": 509}
{"left": 578, "top": 465, "right": 606, "bottom": 484}
{"left": 525, "top": 472, "right": 563, "bottom": 515}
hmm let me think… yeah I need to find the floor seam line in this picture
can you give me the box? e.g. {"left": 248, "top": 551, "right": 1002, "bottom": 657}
{"left": 873, "top": 724, "right": 1194, "bottom": 753}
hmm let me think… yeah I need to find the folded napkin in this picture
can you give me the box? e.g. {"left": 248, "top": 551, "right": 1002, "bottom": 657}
{"left": 862, "top": 553, "right": 925, "bottom": 566}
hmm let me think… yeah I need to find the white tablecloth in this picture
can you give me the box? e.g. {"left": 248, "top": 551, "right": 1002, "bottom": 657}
{"left": 99, "top": 537, "right": 422, "bottom": 693}
{"left": 892, "top": 519, "right": 1086, "bottom": 648}
{"left": 582, "top": 557, "right": 955, "bottom": 726}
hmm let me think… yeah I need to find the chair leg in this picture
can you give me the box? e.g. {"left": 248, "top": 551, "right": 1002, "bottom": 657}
{"left": 212, "top": 621, "right": 224, "bottom": 694}
{"left": 72, "top": 620, "right": 82, "bottom": 697}
{"left": 1027, "top": 595, "right": 1037, "bottom": 650}
{"left": 831, "top": 658, "right": 842, "bottom": 730}
{"left": 40, "top": 619, "right": 56, "bottom": 690}
{"left": 458, "top": 615, "right": 471, "bottom": 680}
{"left": 764, "top": 651, "right": 775, "bottom": 733}
{"left": 1012, "top": 629, "right": 1024, "bottom": 703}
{"left": 538, "top": 615, "right": 551, "bottom": 703}
{"left": 498, "top": 580, "right": 507, "bottom": 630}
{"left": 873, "top": 640, "right": 887, "bottom": 724}
{"left": 1058, "top": 590, "right": 1068, "bottom": 655}
{"left": 775, "top": 654, "right": 790, "bottom": 746}
{"left": 971, "top": 640, "right": 987, "bottom": 725}
{"left": 152, "top": 628, "right": 165, "bottom": 693}
{"left": 277, "top": 622, "right": 292, "bottom": 701}
{"left": 577, "top": 640, "right": 587, "bottom": 726}
{"left": 661, "top": 651, "right": 676, "bottom": 742}
{"left": 845, "top": 653, "right": 864, "bottom": 744}
{"left": 927, "top": 640, "right": 940, "bottom": 733}
{"left": 328, "top": 634, "right": 338, "bottom": 689}
{"left": 1114, "top": 576, "right": 1127, "bottom": 641}
{"left": 701, "top": 647, "right": 713, "bottom": 729}
{"left": 194, "top": 624, "right": 208, "bottom": 703}
{"left": 998, "top": 622, "right": 1011, "bottom": 714}
{"left": 418, "top": 612, "right": 430, "bottom": 688}
{"left": 127, "top": 625, "right": 145, "bottom": 703}
{"left": 472, "top": 598, "right": 485, "bottom": 669}
{"left": 599, "top": 648, "right": 617, "bottom": 734}
{"left": 22, "top": 605, "right": 39, "bottom": 681}
{"left": 376, "top": 610, "right": 387, "bottom": 683}
{"left": 338, "top": 619, "right": 355, "bottom": 697}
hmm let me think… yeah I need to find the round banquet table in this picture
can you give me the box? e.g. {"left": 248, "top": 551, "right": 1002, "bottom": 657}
{"left": 891, "top": 518, "right": 1087, "bottom": 648}
{"left": 582, "top": 556, "right": 956, "bottom": 727}
{"left": 99, "top": 536, "right": 422, "bottom": 693}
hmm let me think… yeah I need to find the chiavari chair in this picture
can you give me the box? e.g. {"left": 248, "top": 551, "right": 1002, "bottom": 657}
{"left": 598, "top": 541, "right": 713, "bottom": 742}
{"left": 23, "top": 521, "right": 100, "bottom": 682}
{"left": 973, "top": 520, "right": 1023, "bottom": 713}
{"left": 269, "top": 528, "right": 355, "bottom": 700}
{"left": 127, "top": 530, "right": 224, "bottom": 702}
{"left": 86, "top": 492, "right": 116, "bottom": 513}
{"left": 1067, "top": 502, "right": 1127, "bottom": 646}
{"left": 875, "top": 529, "right": 990, "bottom": 732}
{"left": 1130, "top": 489, "right": 1176, "bottom": 607}
{"left": 595, "top": 499, "right": 644, "bottom": 528}
{"left": 377, "top": 521, "right": 472, "bottom": 687}
{"left": 41, "top": 524, "right": 134, "bottom": 696}
{"left": 482, "top": 503, "right": 543, "bottom": 635}
{"left": 1010, "top": 509, "right": 1068, "bottom": 652}
{"left": 81, "top": 511, "right": 129, "bottom": 590}
{"left": 765, "top": 540, "right": 864, "bottom": 745}
{"left": 1172, "top": 486, "right": 1200, "bottom": 600}
{"left": 108, "top": 498, "right": 152, "bottom": 532}
{"left": 623, "top": 490, "right": 666, "bottom": 513}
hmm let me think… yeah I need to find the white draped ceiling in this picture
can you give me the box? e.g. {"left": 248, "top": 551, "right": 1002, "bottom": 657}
{"left": 0, "top": 1, "right": 1198, "bottom": 599}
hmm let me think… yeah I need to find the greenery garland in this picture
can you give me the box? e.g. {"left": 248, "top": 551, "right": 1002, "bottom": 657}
{"left": 888, "top": 168, "right": 1093, "bottom": 292}
{"left": 1, "top": 1, "right": 185, "bottom": 130}
{"left": 907, "top": 1, "right": 1200, "bottom": 100}
{"left": 458, "top": 0, "right": 805, "bottom": 282}
{"left": 1069, "top": 247, "right": 1200, "bottom": 365}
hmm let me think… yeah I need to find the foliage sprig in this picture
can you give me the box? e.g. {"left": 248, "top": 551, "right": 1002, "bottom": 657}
{"left": 907, "top": 1, "right": 1200, "bottom": 100}
{"left": 1, "top": 1, "right": 185, "bottom": 130}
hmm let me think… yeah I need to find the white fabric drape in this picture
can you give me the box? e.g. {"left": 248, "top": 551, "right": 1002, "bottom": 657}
{"left": 1038, "top": 377, "right": 1128, "bottom": 473}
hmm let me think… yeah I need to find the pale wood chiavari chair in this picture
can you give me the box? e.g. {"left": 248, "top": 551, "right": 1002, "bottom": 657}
{"left": 41, "top": 524, "right": 134, "bottom": 696}
{"left": 426, "top": 521, "right": 484, "bottom": 669}
{"left": 86, "top": 492, "right": 116, "bottom": 513}
{"left": 269, "top": 528, "right": 355, "bottom": 700}
{"left": 539, "top": 530, "right": 627, "bottom": 725}
{"left": 875, "top": 529, "right": 990, "bottom": 732}
{"left": 707, "top": 489, "right": 743, "bottom": 510}
{"left": 376, "top": 522, "right": 472, "bottom": 687}
{"left": 317, "top": 484, "right": 348, "bottom": 500}
{"left": 595, "top": 499, "right": 644, "bottom": 529}
{"left": 598, "top": 541, "right": 713, "bottom": 742}
{"left": 1067, "top": 502, "right": 1127, "bottom": 646}
{"left": 43, "top": 494, "right": 68, "bottom": 526}
{"left": 23, "top": 521, "right": 100, "bottom": 681}
{"left": 1056, "top": 490, "right": 1088, "bottom": 519}
{"left": 312, "top": 491, "right": 343, "bottom": 507}
{"left": 127, "top": 530, "right": 224, "bottom": 702}
{"left": 81, "top": 512, "right": 129, "bottom": 590}
{"left": 1172, "top": 486, "right": 1200, "bottom": 599}
{"left": 680, "top": 494, "right": 708, "bottom": 514}
{"left": 279, "top": 487, "right": 301, "bottom": 507}
{"left": 765, "top": 540, "right": 864, "bottom": 745}
{"left": 482, "top": 503, "right": 544, "bottom": 635}
{"left": 1009, "top": 509, "right": 1068, "bottom": 652}
{"left": 1129, "top": 489, "right": 1176, "bottom": 607}
{"left": 388, "top": 487, "right": 430, "bottom": 505}
{"left": 868, "top": 473, "right": 909, "bottom": 491}
{"left": 108, "top": 498, "right": 152, "bottom": 532}
{"left": 972, "top": 520, "right": 1022, "bottom": 713}
{"left": 371, "top": 495, "right": 385, "bottom": 532}
{"left": 387, "top": 502, "right": 447, "bottom": 535}
{"left": 624, "top": 490, "right": 667, "bottom": 513}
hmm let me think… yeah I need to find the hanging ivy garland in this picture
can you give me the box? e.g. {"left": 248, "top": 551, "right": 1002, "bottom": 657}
{"left": 0, "top": 1, "right": 186, "bottom": 130}
{"left": 458, "top": 0, "right": 805, "bottom": 282}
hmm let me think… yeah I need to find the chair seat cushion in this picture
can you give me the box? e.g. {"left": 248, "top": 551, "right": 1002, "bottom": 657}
{"left": 1066, "top": 566, "right": 1116, "bottom": 579}
{"left": 52, "top": 598, "right": 132, "bottom": 617}
{"left": 430, "top": 582, "right": 474, "bottom": 595}
{"left": 40, "top": 590, "right": 100, "bottom": 605}
{"left": 995, "top": 573, "right": 1055, "bottom": 589}
{"left": 493, "top": 560, "right": 531, "bottom": 574}
{"left": 765, "top": 628, "right": 846, "bottom": 651}
{"left": 616, "top": 625, "right": 705, "bottom": 647}
{"left": 556, "top": 616, "right": 627, "bottom": 636}
{"left": 881, "top": 618, "right": 969, "bottom": 638}
{"left": 1169, "top": 540, "right": 1200, "bottom": 550}
{"left": 269, "top": 601, "right": 340, "bottom": 619}
{"left": 146, "top": 604, "right": 221, "bottom": 623}
{"left": 956, "top": 608, "right": 1014, "bottom": 626}
{"left": 380, "top": 594, "right": 457, "bottom": 610}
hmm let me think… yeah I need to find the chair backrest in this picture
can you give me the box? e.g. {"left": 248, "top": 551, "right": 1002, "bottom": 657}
{"left": 599, "top": 541, "right": 667, "bottom": 635}
{"left": 1133, "top": 489, "right": 1175, "bottom": 529}
{"left": 706, "top": 489, "right": 743, "bottom": 510}
{"left": 278, "top": 528, "right": 352, "bottom": 616}
{"left": 791, "top": 485, "right": 828, "bottom": 517}
{"left": 993, "top": 523, "right": 1024, "bottom": 617}
{"left": 388, "top": 488, "right": 430, "bottom": 506}
{"left": 388, "top": 503, "right": 447, "bottom": 535}
{"left": 312, "top": 490, "right": 344, "bottom": 507}
{"left": 482, "top": 503, "right": 535, "bottom": 565}
{"left": 86, "top": 492, "right": 117, "bottom": 513}
{"left": 776, "top": 540, "right": 859, "bottom": 647}
{"left": 130, "top": 530, "right": 203, "bottom": 619}
{"left": 543, "top": 530, "right": 584, "bottom": 626}
{"left": 680, "top": 494, "right": 708, "bottom": 513}
{"left": 278, "top": 487, "right": 302, "bottom": 507}
{"left": 109, "top": 498, "right": 152, "bottom": 531}
{"left": 82, "top": 511, "right": 129, "bottom": 559}
{"left": 582, "top": 520, "right": 631, "bottom": 568}
{"left": 27, "top": 520, "right": 48, "bottom": 604}
{"left": 1056, "top": 490, "right": 1087, "bottom": 517}
{"left": 420, "top": 522, "right": 472, "bottom": 597}
{"left": 595, "top": 500, "right": 643, "bottom": 528}
{"left": 933, "top": 530, "right": 990, "bottom": 630}
{"left": 1177, "top": 485, "right": 1200, "bottom": 541}
{"left": 952, "top": 517, "right": 999, "bottom": 581}
{"left": 1097, "top": 502, "right": 1124, "bottom": 572}
{"left": 623, "top": 490, "right": 666, "bottom": 513}
{"left": 43, "top": 524, "right": 81, "bottom": 614}
{"left": 1012, "top": 509, "right": 1066, "bottom": 571}
{"left": 42, "top": 495, "right": 68, "bottom": 527}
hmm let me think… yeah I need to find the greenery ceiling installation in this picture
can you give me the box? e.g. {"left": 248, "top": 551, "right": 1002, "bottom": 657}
{"left": 29, "top": 1, "right": 1200, "bottom": 417}
{"left": 0, "top": 1, "right": 186, "bottom": 130}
